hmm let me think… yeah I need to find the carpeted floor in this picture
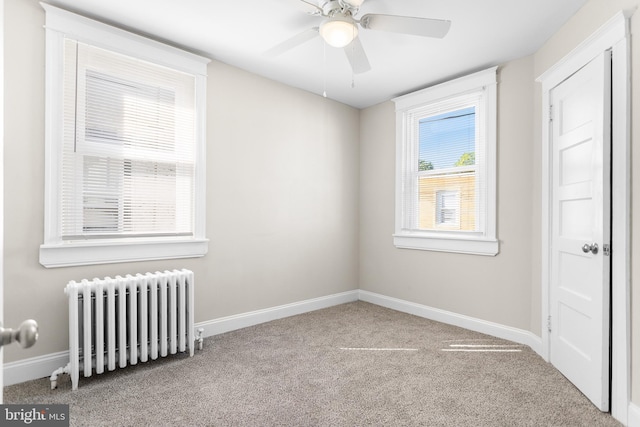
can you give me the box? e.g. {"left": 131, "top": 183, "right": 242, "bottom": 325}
{"left": 4, "top": 301, "right": 621, "bottom": 426}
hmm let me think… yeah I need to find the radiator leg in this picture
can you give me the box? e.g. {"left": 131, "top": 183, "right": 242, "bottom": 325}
{"left": 196, "top": 328, "right": 204, "bottom": 351}
{"left": 49, "top": 364, "right": 71, "bottom": 390}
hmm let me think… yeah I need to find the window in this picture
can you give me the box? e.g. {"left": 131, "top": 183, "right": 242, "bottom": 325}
{"left": 393, "top": 67, "right": 498, "bottom": 255}
{"left": 40, "top": 4, "right": 210, "bottom": 267}
{"left": 436, "top": 191, "right": 460, "bottom": 228}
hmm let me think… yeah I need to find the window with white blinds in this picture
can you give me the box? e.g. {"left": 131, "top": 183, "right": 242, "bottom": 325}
{"left": 40, "top": 4, "right": 209, "bottom": 267}
{"left": 63, "top": 41, "right": 195, "bottom": 240}
{"left": 393, "top": 67, "right": 499, "bottom": 256}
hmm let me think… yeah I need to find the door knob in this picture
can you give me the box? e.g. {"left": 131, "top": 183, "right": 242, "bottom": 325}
{"left": 0, "top": 319, "right": 38, "bottom": 349}
{"left": 582, "top": 243, "right": 599, "bottom": 255}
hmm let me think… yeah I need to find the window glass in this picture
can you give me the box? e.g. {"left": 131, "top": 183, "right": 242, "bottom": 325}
{"left": 418, "top": 107, "right": 477, "bottom": 232}
{"left": 63, "top": 40, "right": 195, "bottom": 240}
{"left": 419, "top": 107, "right": 475, "bottom": 172}
{"left": 436, "top": 190, "right": 460, "bottom": 227}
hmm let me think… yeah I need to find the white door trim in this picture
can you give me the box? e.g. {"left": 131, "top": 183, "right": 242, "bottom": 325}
{"left": 0, "top": 0, "right": 5, "bottom": 403}
{"left": 537, "top": 10, "right": 631, "bottom": 425}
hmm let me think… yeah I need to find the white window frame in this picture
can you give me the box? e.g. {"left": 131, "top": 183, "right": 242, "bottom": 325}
{"left": 39, "top": 4, "right": 210, "bottom": 267}
{"left": 393, "top": 67, "right": 499, "bottom": 256}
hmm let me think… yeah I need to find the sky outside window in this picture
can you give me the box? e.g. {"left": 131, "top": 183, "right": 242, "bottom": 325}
{"left": 419, "top": 106, "right": 476, "bottom": 170}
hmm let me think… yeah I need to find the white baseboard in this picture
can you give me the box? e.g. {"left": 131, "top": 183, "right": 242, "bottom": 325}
{"left": 5, "top": 289, "right": 634, "bottom": 424}
{"left": 4, "top": 351, "right": 69, "bottom": 387}
{"left": 628, "top": 402, "right": 640, "bottom": 427}
{"left": 195, "top": 290, "right": 360, "bottom": 337}
{"left": 3, "top": 290, "right": 360, "bottom": 387}
{"left": 3, "top": 289, "right": 547, "bottom": 386}
{"left": 358, "top": 290, "right": 543, "bottom": 355}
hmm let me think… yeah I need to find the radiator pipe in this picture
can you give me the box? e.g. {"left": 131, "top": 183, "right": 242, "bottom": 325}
{"left": 50, "top": 364, "right": 71, "bottom": 390}
{"left": 196, "top": 328, "right": 204, "bottom": 351}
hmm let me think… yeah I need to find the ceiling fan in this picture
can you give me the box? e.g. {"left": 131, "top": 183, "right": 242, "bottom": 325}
{"left": 266, "top": 0, "right": 451, "bottom": 74}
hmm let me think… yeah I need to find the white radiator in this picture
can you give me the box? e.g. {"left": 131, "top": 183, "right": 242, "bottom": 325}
{"left": 50, "top": 269, "right": 201, "bottom": 390}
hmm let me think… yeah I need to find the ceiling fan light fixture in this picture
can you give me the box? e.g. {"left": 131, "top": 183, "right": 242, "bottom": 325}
{"left": 320, "top": 17, "right": 358, "bottom": 48}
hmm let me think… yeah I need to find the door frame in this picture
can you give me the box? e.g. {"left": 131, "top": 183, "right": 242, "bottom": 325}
{"left": 1, "top": 0, "right": 5, "bottom": 402}
{"left": 537, "top": 11, "right": 630, "bottom": 424}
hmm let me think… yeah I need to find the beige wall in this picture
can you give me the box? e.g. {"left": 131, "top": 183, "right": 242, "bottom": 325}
{"left": 2, "top": 0, "right": 360, "bottom": 363}
{"left": 359, "top": 56, "right": 535, "bottom": 331}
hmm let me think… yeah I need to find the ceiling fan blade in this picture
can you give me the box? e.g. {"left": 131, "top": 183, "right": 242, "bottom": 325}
{"left": 293, "top": 0, "right": 323, "bottom": 15}
{"left": 265, "top": 27, "right": 319, "bottom": 57}
{"left": 343, "top": 37, "right": 371, "bottom": 74}
{"left": 359, "top": 14, "right": 451, "bottom": 38}
{"left": 340, "top": 0, "right": 366, "bottom": 9}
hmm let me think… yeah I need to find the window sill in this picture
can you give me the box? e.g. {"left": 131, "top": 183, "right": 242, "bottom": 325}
{"left": 39, "top": 238, "right": 209, "bottom": 268}
{"left": 393, "top": 233, "right": 499, "bottom": 256}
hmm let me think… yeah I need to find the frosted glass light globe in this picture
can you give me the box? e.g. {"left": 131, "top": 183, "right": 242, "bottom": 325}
{"left": 320, "top": 18, "right": 358, "bottom": 48}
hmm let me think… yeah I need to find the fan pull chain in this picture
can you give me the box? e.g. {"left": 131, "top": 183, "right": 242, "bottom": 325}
{"left": 351, "top": 24, "right": 356, "bottom": 89}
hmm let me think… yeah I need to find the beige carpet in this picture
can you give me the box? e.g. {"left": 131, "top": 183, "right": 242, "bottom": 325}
{"left": 4, "top": 301, "right": 621, "bottom": 426}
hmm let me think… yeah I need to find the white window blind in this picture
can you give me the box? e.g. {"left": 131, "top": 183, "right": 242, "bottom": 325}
{"left": 62, "top": 39, "right": 196, "bottom": 240}
{"left": 41, "top": 3, "right": 209, "bottom": 267}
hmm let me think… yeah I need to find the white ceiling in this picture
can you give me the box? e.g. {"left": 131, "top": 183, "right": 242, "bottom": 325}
{"left": 47, "top": 0, "right": 588, "bottom": 109}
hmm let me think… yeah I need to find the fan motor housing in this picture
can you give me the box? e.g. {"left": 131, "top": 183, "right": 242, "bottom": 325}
{"left": 322, "top": 1, "right": 352, "bottom": 17}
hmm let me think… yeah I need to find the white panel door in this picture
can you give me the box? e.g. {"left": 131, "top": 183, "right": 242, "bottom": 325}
{"left": 549, "top": 50, "right": 611, "bottom": 411}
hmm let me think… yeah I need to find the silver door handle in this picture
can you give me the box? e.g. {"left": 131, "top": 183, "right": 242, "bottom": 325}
{"left": 0, "top": 319, "right": 38, "bottom": 349}
{"left": 582, "top": 243, "right": 599, "bottom": 255}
